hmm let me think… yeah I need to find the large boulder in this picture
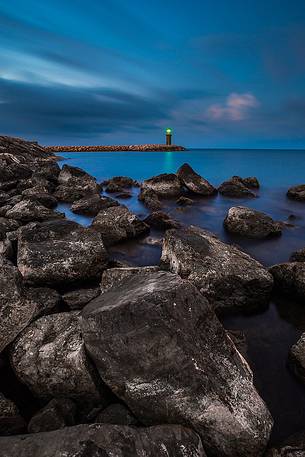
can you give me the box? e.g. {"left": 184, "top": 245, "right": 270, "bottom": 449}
{"left": 232, "top": 176, "right": 260, "bottom": 189}
{"left": 91, "top": 205, "right": 149, "bottom": 246}
{"left": 290, "top": 333, "right": 305, "bottom": 383}
{"left": 22, "top": 187, "right": 58, "bottom": 209}
{"left": 63, "top": 287, "right": 100, "bottom": 310}
{"left": 287, "top": 184, "right": 305, "bottom": 201}
{"left": 71, "top": 194, "right": 119, "bottom": 217}
{"left": 100, "top": 266, "right": 160, "bottom": 293}
{"left": 290, "top": 247, "right": 305, "bottom": 262}
{"left": 6, "top": 200, "right": 64, "bottom": 223}
{"left": 161, "top": 226, "right": 273, "bottom": 312}
{"left": 0, "top": 217, "right": 19, "bottom": 240}
{"left": 10, "top": 312, "right": 106, "bottom": 410}
{"left": 219, "top": 177, "right": 256, "bottom": 198}
{"left": 144, "top": 211, "right": 180, "bottom": 229}
{"left": 17, "top": 220, "right": 108, "bottom": 286}
{"left": 138, "top": 187, "right": 162, "bottom": 210}
{"left": 95, "top": 403, "right": 138, "bottom": 426}
{"left": 102, "top": 176, "right": 139, "bottom": 189}
{"left": 266, "top": 430, "right": 305, "bottom": 456}
{"left": 28, "top": 398, "right": 76, "bottom": 433}
{"left": 224, "top": 206, "right": 282, "bottom": 239}
{"left": 269, "top": 262, "right": 305, "bottom": 301}
{"left": 0, "top": 424, "right": 205, "bottom": 457}
{"left": 81, "top": 271, "right": 273, "bottom": 457}
{"left": 0, "top": 393, "right": 26, "bottom": 436}
{"left": 177, "top": 163, "right": 216, "bottom": 195}
{"left": 54, "top": 165, "right": 100, "bottom": 202}
{"left": 142, "top": 173, "right": 182, "bottom": 197}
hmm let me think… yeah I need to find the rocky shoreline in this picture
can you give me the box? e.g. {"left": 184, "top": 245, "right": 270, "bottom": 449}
{"left": 44, "top": 144, "right": 186, "bottom": 152}
{"left": 0, "top": 135, "right": 305, "bottom": 456}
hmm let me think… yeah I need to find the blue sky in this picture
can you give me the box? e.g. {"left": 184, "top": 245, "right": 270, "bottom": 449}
{"left": 1, "top": 0, "right": 305, "bottom": 148}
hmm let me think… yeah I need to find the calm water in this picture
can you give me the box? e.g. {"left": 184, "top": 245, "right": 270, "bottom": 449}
{"left": 59, "top": 148, "right": 305, "bottom": 444}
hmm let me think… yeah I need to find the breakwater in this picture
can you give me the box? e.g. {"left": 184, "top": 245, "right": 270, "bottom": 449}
{"left": 44, "top": 144, "right": 186, "bottom": 152}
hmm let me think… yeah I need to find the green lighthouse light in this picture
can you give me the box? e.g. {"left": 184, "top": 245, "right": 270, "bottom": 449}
{"left": 165, "top": 128, "right": 172, "bottom": 145}
{"left": 166, "top": 128, "right": 172, "bottom": 134}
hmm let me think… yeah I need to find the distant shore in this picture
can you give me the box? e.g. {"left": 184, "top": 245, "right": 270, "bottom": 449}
{"left": 44, "top": 144, "right": 186, "bottom": 152}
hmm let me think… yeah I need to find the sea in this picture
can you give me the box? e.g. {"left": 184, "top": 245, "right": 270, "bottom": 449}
{"left": 58, "top": 148, "right": 305, "bottom": 444}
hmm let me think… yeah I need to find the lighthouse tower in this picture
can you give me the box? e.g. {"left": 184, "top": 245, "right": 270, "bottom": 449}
{"left": 165, "top": 128, "right": 172, "bottom": 146}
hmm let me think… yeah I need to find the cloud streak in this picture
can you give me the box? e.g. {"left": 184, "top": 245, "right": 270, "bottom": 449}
{"left": 207, "top": 93, "right": 260, "bottom": 121}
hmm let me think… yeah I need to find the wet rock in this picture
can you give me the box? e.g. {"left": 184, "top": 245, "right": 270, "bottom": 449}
{"left": 287, "top": 184, "right": 305, "bottom": 201}
{"left": 0, "top": 393, "right": 26, "bottom": 436}
{"left": 269, "top": 262, "right": 305, "bottom": 301}
{"left": 227, "top": 330, "right": 248, "bottom": 360}
{"left": 177, "top": 163, "right": 216, "bottom": 195}
{"left": 82, "top": 270, "right": 273, "bottom": 457}
{"left": 17, "top": 220, "right": 108, "bottom": 286}
{"left": 224, "top": 206, "right": 282, "bottom": 239}
{"left": 0, "top": 217, "right": 19, "bottom": 240}
{"left": 144, "top": 211, "right": 180, "bottom": 229}
{"left": 290, "top": 333, "right": 305, "bottom": 383}
{"left": 161, "top": 226, "right": 273, "bottom": 312}
{"left": 28, "top": 398, "right": 76, "bottom": 433}
{"left": 0, "top": 239, "right": 13, "bottom": 260}
{"left": 142, "top": 173, "right": 182, "bottom": 197}
{"left": 63, "top": 287, "right": 100, "bottom": 310}
{"left": 10, "top": 312, "right": 105, "bottom": 410}
{"left": 100, "top": 266, "right": 160, "bottom": 293}
{"left": 102, "top": 176, "right": 139, "bottom": 189}
{"left": 0, "top": 423, "right": 205, "bottom": 457}
{"left": 176, "top": 196, "right": 194, "bottom": 205}
{"left": 95, "top": 403, "right": 138, "bottom": 426}
{"left": 266, "top": 430, "right": 305, "bottom": 456}
{"left": 219, "top": 177, "right": 257, "bottom": 198}
{"left": 25, "top": 287, "right": 61, "bottom": 318}
{"left": 232, "top": 176, "right": 260, "bottom": 189}
{"left": 290, "top": 247, "right": 305, "bottom": 262}
{"left": 71, "top": 194, "right": 119, "bottom": 217}
{"left": 6, "top": 200, "right": 64, "bottom": 223}
{"left": 116, "top": 191, "right": 132, "bottom": 199}
{"left": 91, "top": 205, "right": 149, "bottom": 246}
{"left": 55, "top": 164, "right": 100, "bottom": 202}
{"left": 33, "top": 161, "right": 60, "bottom": 183}
{"left": 22, "top": 187, "right": 58, "bottom": 209}
{"left": 138, "top": 187, "right": 162, "bottom": 210}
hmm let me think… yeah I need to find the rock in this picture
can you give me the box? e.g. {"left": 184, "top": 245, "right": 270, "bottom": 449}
{"left": 116, "top": 191, "right": 132, "bottom": 199}
{"left": 17, "top": 220, "right": 108, "bottom": 286}
{"left": 290, "top": 333, "right": 305, "bottom": 383}
{"left": 91, "top": 205, "right": 149, "bottom": 246}
{"left": 22, "top": 187, "right": 58, "bottom": 209}
{"left": 95, "top": 403, "right": 138, "bottom": 426}
{"left": 102, "top": 176, "right": 139, "bottom": 189}
{"left": 224, "top": 206, "right": 282, "bottom": 239}
{"left": 138, "top": 187, "right": 162, "bottom": 210}
{"left": 0, "top": 424, "right": 205, "bottom": 457}
{"left": 287, "top": 184, "right": 305, "bottom": 201}
{"left": 0, "top": 393, "right": 26, "bottom": 436}
{"left": 0, "top": 205, "right": 12, "bottom": 217}
{"left": 0, "top": 136, "right": 55, "bottom": 165}
{"left": 71, "top": 194, "right": 119, "bottom": 217}
{"left": 239, "top": 176, "right": 260, "bottom": 189}
{"left": 269, "top": 262, "right": 305, "bottom": 301}
{"left": 82, "top": 270, "right": 273, "bottom": 457}
{"left": 33, "top": 161, "right": 60, "bottom": 183}
{"left": 63, "top": 287, "right": 100, "bottom": 310}
{"left": 25, "top": 287, "right": 61, "bottom": 318}
{"left": 176, "top": 196, "right": 194, "bottom": 205}
{"left": 10, "top": 312, "right": 106, "bottom": 410}
{"left": 0, "top": 217, "right": 19, "bottom": 240}
{"left": 54, "top": 165, "right": 100, "bottom": 202}
{"left": 28, "top": 398, "right": 76, "bottom": 433}
{"left": 266, "top": 430, "right": 305, "bottom": 456}
{"left": 0, "top": 239, "right": 13, "bottom": 260}
{"left": 161, "top": 226, "right": 273, "bottom": 312}
{"left": 142, "top": 173, "right": 182, "bottom": 197}
{"left": 105, "top": 182, "right": 124, "bottom": 193}
{"left": 227, "top": 330, "right": 248, "bottom": 360}
{"left": 144, "top": 211, "right": 180, "bottom": 229}
{"left": 100, "top": 266, "right": 160, "bottom": 293}
{"left": 6, "top": 200, "right": 64, "bottom": 223}
{"left": 290, "top": 247, "right": 305, "bottom": 262}
{"left": 219, "top": 177, "right": 257, "bottom": 198}
{"left": 177, "top": 163, "right": 216, "bottom": 195}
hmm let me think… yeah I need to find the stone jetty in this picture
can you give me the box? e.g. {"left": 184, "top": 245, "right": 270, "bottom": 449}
{"left": 44, "top": 144, "right": 186, "bottom": 152}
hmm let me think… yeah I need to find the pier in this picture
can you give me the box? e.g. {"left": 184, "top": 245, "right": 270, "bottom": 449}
{"left": 44, "top": 144, "right": 186, "bottom": 152}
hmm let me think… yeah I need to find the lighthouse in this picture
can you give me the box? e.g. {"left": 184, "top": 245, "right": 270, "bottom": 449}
{"left": 165, "top": 128, "right": 172, "bottom": 146}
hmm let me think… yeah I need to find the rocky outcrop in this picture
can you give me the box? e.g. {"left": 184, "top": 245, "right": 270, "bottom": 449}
{"left": 290, "top": 333, "right": 305, "bottom": 383}
{"left": 0, "top": 424, "right": 205, "bottom": 457}
{"left": 81, "top": 270, "right": 273, "bottom": 457}
{"left": 95, "top": 403, "right": 138, "bottom": 426}
{"left": 6, "top": 200, "right": 64, "bottom": 223}
{"left": 144, "top": 211, "right": 180, "bottom": 229}
{"left": 138, "top": 187, "right": 162, "bottom": 210}
{"left": 10, "top": 312, "right": 107, "bottom": 411}
{"left": 71, "top": 194, "right": 119, "bottom": 217}
{"left": 100, "top": 266, "right": 160, "bottom": 293}
{"left": 232, "top": 176, "right": 260, "bottom": 189}
{"left": 54, "top": 165, "right": 100, "bottom": 202}
{"left": 177, "top": 163, "right": 216, "bottom": 195}
{"left": 142, "top": 173, "right": 182, "bottom": 197}
{"left": 266, "top": 430, "right": 305, "bottom": 456}
{"left": 91, "top": 205, "right": 149, "bottom": 246}
{"left": 287, "top": 184, "right": 305, "bottom": 201}
{"left": 290, "top": 247, "right": 305, "bottom": 262}
{"left": 161, "top": 226, "right": 273, "bottom": 312}
{"left": 22, "top": 187, "right": 58, "bottom": 209}
{"left": 0, "top": 217, "right": 19, "bottom": 240}
{"left": 269, "top": 262, "right": 305, "bottom": 301}
{"left": 219, "top": 177, "right": 257, "bottom": 198}
{"left": 25, "top": 287, "right": 61, "bottom": 318}
{"left": 224, "top": 206, "right": 282, "bottom": 239}
{"left": 17, "top": 220, "right": 108, "bottom": 286}
{"left": 0, "top": 393, "right": 26, "bottom": 436}
{"left": 63, "top": 287, "right": 100, "bottom": 310}
{"left": 102, "top": 176, "right": 139, "bottom": 193}
{"left": 28, "top": 398, "right": 76, "bottom": 433}
{"left": 176, "top": 196, "right": 194, "bottom": 205}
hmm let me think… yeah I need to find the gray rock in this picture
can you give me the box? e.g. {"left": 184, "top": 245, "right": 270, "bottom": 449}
{"left": 91, "top": 205, "right": 149, "bottom": 246}
{"left": 28, "top": 398, "right": 76, "bottom": 433}
{"left": 176, "top": 196, "right": 194, "bottom": 205}
{"left": 239, "top": 176, "right": 260, "bottom": 188}
{"left": 177, "top": 163, "right": 216, "bottom": 195}
{"left": 0, "top": 239, "right": 13, "bottom": 260}
{"left": 0, "top": 217, "right": 19, "bottom": 240}
{"left": 266, "top": 430, "right": 305, "bottom": 456}
{"left": 22, "top": 187, "right": 58, "bottom": 209}
{"left": 224, "top": 206, "right": 282, "bottom": 239}
{"left": 219, "top": 177, "right": 256, "bottom": 198}
{"left": 142, "top": 173, "right": 182, "bottom": 197}
{"left": 144, "top": 211, "right": 180, "bottom": 229}
{"left": 290, "top": 333, "right": 305, "bottom": 383}
{"left": 6, "top": 200, "right": 64, "bottom": 223}
{"left": 71, "top": 194, "right": 119, "bottom": 217}
{"left": 269, "top": 262, "right": 305, "bottom": 301}
{"left": 0, "top": 423, "right": 205, "bottom": 457}
{"left": 17, "top": 220, "right": 108, "bottom": 286}
{"left": 102, "top": 176, "right": 139, "bottom": 189}
{"left": 63, "top": 287, "right": 100, "bottom": 310}
{"left": 100, "top": 266, "right": 160, "bottom": 293}
{"left": 81, "top": 270, "right": 273, "bottom": 457}
{"left": 290, "top": 247, "right": 305, "bottom": 262}
{"left": 161, "top": 226, "right": 273, "bottom": 312}
{"left": 138, "top": 187, "right": 162, "bottom": 210}
{"left": 0, "top": 393, "right": 26, "bottom": 436}
{"left": 55, "top": 165, "right": 100, "bottom": 202}
{"left": 10, "top": 312, "right": 106, "bottom": 410}
{"left": 25, "top": 287, "right": 61, "bottom": 318}
{"left": 287, "top": 184, "right": 305, "bottom": 201}
{"left": 95, "top": 403, "right": 138, "bottom": 426}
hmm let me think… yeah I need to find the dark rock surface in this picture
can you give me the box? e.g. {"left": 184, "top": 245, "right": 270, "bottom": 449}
{"left": 54, "top": 165, "right": 100, "bottom": 202}
{"left": 82, "top": 270, "right": 273, "bottom": 457}
{"left": 28, "top": 398, "right": 76, "bottom": 433}
{"left": 71, "top": 194, "right": 119, "bottom": 217}
{"left": 287, "top": 184, "right": 305, "bottom": 201}
{"left": 22, "top": 188, "right": 58, "bottom": 209}
{"left": 144, "top": 211, "right": 180, "bottom": 229}
{"left": 290, "top": 247, "right": 305, "bottom": 262}
{"left": 17, "top": 220, "right": 108, "bottom": 286}
{"left": 142, "top": 173, "right": 182, "bottom": 197}
{"left": 269, "top": 262, "right": 305, "bottom": 301}
{"left": 290, "top": 333, "right": 305, "bottom": 383}
{"left": 219, "top": 177, "right": 257, "bottom": 198}
{"left": 25, "top": 287, "right": 61, "bottom": 318}
{"left": 161, "top": 226, "right": 273, "bottom": 312}
{"left": 95, "top": 403, "right": 138, "bottom": 426}
{"left": 100, "top": 266, "right": 160, "bottom": 293}
{"left": 224, "top": 206, "right": 282, "bottom": 239}
{"left": 10, "top": 312, "right": 105, "bottom": 409}
{"left": 176, "top": 196, "right": 194, "bottom": 205}
{"left": 102, "top": 176, "right": 139, "bottom": 189}
{"left": 138, "top": 187, "right": 161, "bottom": 210}
{"left": 6, "top": 200, "right": 64, "bottom": 223}
{"left": 232, "top": 176, "right": 260, "bottom": 189}
{"left": 0, "top": 393, "right": 26, "bottom": 436}
{"left": 63, "top": 287, "right": 100, "bottom": 310}
{"left": 177, "top": 163, "right": 216, "bottom": 195}
{"left": 91, "top": 205, "right": 149, "bottom": 246}
{"left": 0, "top": 217, "right": 19, "bottom": 240}
{"left": 0, "top": 424, "right": 205, "bottom": 457}
{"left": 266, "top": 430, "right": 305, "bottom": 456}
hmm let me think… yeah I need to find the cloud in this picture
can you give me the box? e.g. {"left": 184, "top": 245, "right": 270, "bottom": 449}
{"left": 206, "top": 93, "right": 259, "bottom": 121}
